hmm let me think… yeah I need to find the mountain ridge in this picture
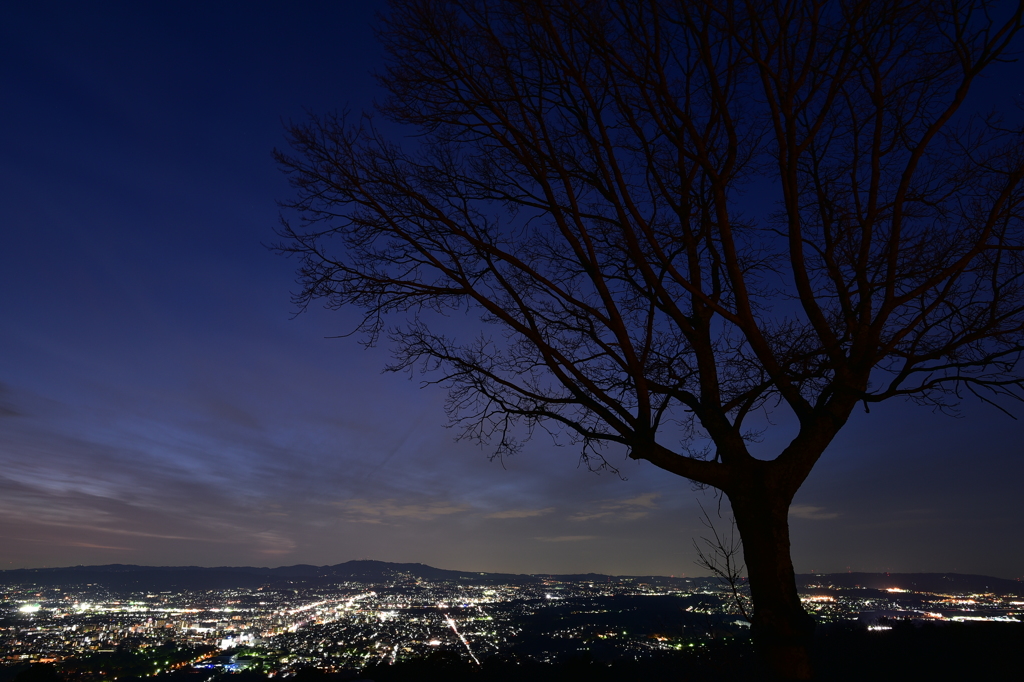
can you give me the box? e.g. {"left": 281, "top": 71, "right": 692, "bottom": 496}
{"left": 0, "top": 561, "right": 1019, "bottom": 595}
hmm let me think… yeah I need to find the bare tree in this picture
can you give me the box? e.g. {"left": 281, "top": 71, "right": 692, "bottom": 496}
{"left": 274, "top": 1, "right": 1024, "bottom": 678}
{"left": 694, "top": 500, "right": 751, "bottom": 621}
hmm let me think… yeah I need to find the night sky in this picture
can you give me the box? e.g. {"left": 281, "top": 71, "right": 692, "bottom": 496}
{"left": 2, "top": 1, "right": 1022, "bottom": 580}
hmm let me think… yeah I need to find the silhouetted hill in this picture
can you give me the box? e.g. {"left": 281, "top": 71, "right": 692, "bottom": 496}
{"left": 796, "top": 571, "right": 1022, "bottom": 595}
{"left": 0, "top": 565, "right": 271, "bottom": 591}
{"left": 0, "top": 562, "right": 1018, "bottom": 595}
{"left": 0, "top": 562, "right": 539, "bottom": 591}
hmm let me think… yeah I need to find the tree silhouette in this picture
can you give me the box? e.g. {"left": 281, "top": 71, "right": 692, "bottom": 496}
{"left": 694, "top": 502, "right": 751, "bottom": 622}
{"left": 275, "top": 1, "right": 1024, "bottom": 677}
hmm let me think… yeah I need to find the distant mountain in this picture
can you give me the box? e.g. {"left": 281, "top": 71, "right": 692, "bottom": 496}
{"left": 796, "top": 571, "right": 1022, "bottom": 596}
{"left": 0, "top": 561, "right": 545, "bottom": 592}
{"left": 0, "top": 561, "right": 1018, "bottom": 596}
{"left": 0, "top": 565, "right": 271, "bottom": 591}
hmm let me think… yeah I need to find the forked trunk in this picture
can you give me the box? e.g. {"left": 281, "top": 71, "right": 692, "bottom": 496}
{"left": 730, "top": 490, "right": 815, "bottom": 680}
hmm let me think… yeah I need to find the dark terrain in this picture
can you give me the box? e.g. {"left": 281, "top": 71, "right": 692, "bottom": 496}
{"left": 2, "top": 561, "right": 1019, "bottom": 596}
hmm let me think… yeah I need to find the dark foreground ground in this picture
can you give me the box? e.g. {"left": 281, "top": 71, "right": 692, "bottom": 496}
{"left": 4, "top": 622, "right": 1021, "bottom": 681}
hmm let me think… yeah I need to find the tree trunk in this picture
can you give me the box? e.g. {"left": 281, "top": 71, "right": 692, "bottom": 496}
{"left": 730, "top": 487, "right": 815, "bottom": 680}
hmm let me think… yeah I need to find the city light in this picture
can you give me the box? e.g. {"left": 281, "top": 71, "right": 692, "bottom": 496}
{"left": 2, "top": 567, "right": 1020, "bottom": 677}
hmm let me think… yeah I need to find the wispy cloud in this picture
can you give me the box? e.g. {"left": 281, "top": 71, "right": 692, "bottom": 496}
{"left": 535, "top": 535, "right": 596, "bottom": 542}
{"left": 64, "top": 541, "right": 131, "bottom": 551}
{"left": 620, "top": 493, "right": 661, "bottom": 508}
{"left": 790, "top": 505, "right": 839, "bottom": 520}
{"left": 486, "top": 507, "right": 555, "bottom": 519}
{"left": 333, "top": 498, "right": 469, "bottom": 524}
{"left": 571, "top": 492, "right": 660, "bottom": 522}
{"left": 253, "top": 530, "right": 297, "bottom": 555}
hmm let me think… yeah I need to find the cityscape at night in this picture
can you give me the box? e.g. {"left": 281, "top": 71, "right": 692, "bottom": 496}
{"left": 4, "top": 0, "right": 1024, "bottom": 679}
{"left": 2, "top": 561, "right": 1021, "bottom": 679}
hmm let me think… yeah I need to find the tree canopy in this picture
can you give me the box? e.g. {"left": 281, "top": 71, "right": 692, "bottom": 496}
{"left": 276, "top": 1, "right": 1024, "bottom": 677}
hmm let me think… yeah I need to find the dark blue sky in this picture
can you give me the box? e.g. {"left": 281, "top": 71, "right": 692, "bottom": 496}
{"left": 1, "top": 1, "right": 1022, "bottom": 579}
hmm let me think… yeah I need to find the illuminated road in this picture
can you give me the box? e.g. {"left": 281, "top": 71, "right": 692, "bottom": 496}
{"left": 439, "top": 604, "right": 481, "bottom": 666}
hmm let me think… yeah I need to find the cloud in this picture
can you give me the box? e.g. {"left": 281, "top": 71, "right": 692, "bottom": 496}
{"left": 72, "top": 526, "right": 205, "bottom": 541}
{"left": 570, "top": 492, "right": 661, "bottom": 522}
{"left": 253, "top": 530, "right": 297, "bottom": 556}
{"left": 64, "top": 542, "right": 131, "bottom": 551}
{"left": 571, "top": 511, "right": 615, "bottom": 522}
{"left": 790, "top": 505, "right": 839, "bottom": 520}
{"left": 486, "top": 507, "right": 555, "bottom": 519}
{"left": 333, "top": 498, "right": 469, "bottom": 524}
{"left": 619, "top": 492, "right": 660, "bottom": 508}
{"left": 535, "top": 535, "right": 596, "bottom": 542}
